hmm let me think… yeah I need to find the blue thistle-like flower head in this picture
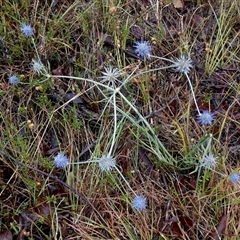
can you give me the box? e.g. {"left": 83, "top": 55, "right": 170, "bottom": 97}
{"left": 53, "top": 152, "right": 69, "bottom": 168}
{"left": 198, "top": 110, "right": 215, "bottom": 126}
{"left": 228, "top": 173, "right": 240, "bottom": 183}
{"left": 8, "top": 75, "right": 20, "bottom": 85}
{"left": 20, "top": 23, "right": 34, "bottom": 37}
{"left": 98, "top": 154, "right": 116, "bottom": 171}
{"left": 132, "top": 195, "right": 147, "bottom": 211}
{"left": 134, "top": 41, "right": 151, "bottom": 59}
{"left": 172, "top": 55, "right": 193, "bottom": 74}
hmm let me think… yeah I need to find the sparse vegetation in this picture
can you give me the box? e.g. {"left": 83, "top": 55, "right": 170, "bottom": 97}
{"left": 1, "top": 1, "right": 240, "bottom": 239}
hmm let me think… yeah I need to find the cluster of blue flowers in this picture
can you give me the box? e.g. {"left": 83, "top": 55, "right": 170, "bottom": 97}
{"left": 133, "top": 40, "right": 216, "bottom": 127}
{"left": 51, "top": 38, "right": 220, "bottom": 211}
{"left": 11, "top": 22, "right": 147, "bottom": 211}
{"left": 7, "top": 24, "right": 35, "bottom": 86}
{"left": 14, "top": 20, "right": 229, "bottom": 215}
{"left": 53, "top": 151, "right": 147, "bottom": 210}
{"left": 133, "top": 40, "right": 225, "bottom": 177}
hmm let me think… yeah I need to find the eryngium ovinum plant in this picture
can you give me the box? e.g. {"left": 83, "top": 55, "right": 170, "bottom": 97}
{"left": 19, "top": 22, "right": 225, "bottom": 213}
{"left": 133, "top": 40, "right": 216, "bottom": 126}
{"left": 23, "top": 26, "right": 216, "bottom": 174}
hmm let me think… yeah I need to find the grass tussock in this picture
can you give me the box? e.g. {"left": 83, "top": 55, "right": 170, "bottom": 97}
{"left": 0, "top": 0, "right": 240, "bottom": 239}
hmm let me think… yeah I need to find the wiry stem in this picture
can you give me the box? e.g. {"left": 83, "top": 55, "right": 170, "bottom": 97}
{"left": 114, "top": 166, "right": 137, "bottom": 196}
{"left": 185, "top": 73, "right": 201, "bottom": 116}
{"left": 109, "top": 92, "right": 117, "bottom": 156}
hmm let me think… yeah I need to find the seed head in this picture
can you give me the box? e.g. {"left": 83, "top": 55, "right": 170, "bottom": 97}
{"left": 172, "top": 55, "right": 193, "bottom": 74}
{"left": 98, "top": 154, "right": 116, "bottom": 171}
{"left": 8, "top": 75, "right": 20, "bottom": 85}
{"left": 31, "top": 59, "right": 46, "bottom": 75}
{"left": 132, "top": 195, "right": 147, "bottom": 211}
{"left": 20, "top": 24, "right": 34, "bottom": 37}
{"left": 200, "top": 153, "right": 218, "bottom": 169}
{"left": 100, "top": 66, "right": 123, "bottom": 88}
{"left": 198, "top": 111, "right": 215, "bottom": 126}
{"left": 53, "top": 152, "right": 69, "bottom": 169}
{"left": 134, "top": 41, "right": 151, "bottom": 59}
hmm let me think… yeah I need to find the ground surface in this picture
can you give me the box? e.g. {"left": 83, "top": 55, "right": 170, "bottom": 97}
{"left": 0, "top": 0, "right": 240, "bottom": 239}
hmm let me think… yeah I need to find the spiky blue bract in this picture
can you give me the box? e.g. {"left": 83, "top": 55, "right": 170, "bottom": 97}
{"left": 8, "top": 75, "right": 20, "bottom": 85}
{"left": 98, "top": 154, "right": 116, "bottom": 171}
{"left": 53, "top": 152, "right": 69, "bottom": 168}
{"left": 134, "top": 41, "right": 151, "bottom": 59}
{"left": 132, "top": 195, "right": 147, "bottom": 211}
{"left": 229, "top": 173, "right": 240, "bottom": 183}
{"left": 198, "top": 110, "right": 215, "bottom": 126}
{"left": 173, "top": 55, "right": 193, "bottom": 74}
{"left": 20, "top": 23, "right": 34, "bottom": 37}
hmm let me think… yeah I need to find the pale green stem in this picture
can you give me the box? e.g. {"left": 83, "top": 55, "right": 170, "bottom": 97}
{"left": 196, "top": 134, "right": 214, "bottom": 181}
{"left": 72, "top": 159, "right": 137, "bottom": 195}
{"left": 127, "top": 65, "right": 174, "bottom": 82}
{"left": 117, "top": 91, "right": 153, "bottom": 134}
{"left": 72, "top": 160, "right": 99, "bottom": 165}
{"left": 116, "top": 90, "right": 175, "bottom": 164}
{"left": 108, "top": 91, "right": 117, "bottom": 156}
{"left": 114, "top": 166, "right": 137, "bottom": 196}
{"left": 185, "top": 73, "right": 201, "bottom": 116}
{"left": 120, "top": 62, "right": 142, "bottom": 86}
{"left": 202, "top": 134, "right": 213, "bottom": 158}
{"left": 31, "top": 37, "right": 41, "bottom": 61}
{"left": 50, "top": 75, "right": 114, "bottom": 92}
{"left": 149, "top": 54, "right": 177, "bottom": 64}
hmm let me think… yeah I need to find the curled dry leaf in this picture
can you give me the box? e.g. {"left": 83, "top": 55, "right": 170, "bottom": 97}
{"left": 131, "top": 25, "right": 144, "bottom": 39}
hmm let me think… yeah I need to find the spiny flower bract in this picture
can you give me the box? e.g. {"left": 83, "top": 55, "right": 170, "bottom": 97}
{"left": 100, "top": 66, "right": 123, "bottom": 88}
{"left": 8, "top": 75, "right": 20, "bottom": 85}
{"left": 172, "top": 55, "right": 193, "bottom": 74}
{"left": 31, "top": 59, "right": 46, "bottom": 75}
{"left": 20, "top": 23, "right": 34, "bottom": 37}
{"left": 98, "top": 154, "right": 116, "bottom": 171}
{"left": 228, "top": 173, "right": 240, "bottom": 183}
{"left": 134, "top": 41, "right": 151, "bottom": 59}
{"left": 132, "top": 195, "right": 147, "bottom": 211}
{"left": 200, "top": 153, "right": 218, "bottom": 169}
{"left": 53, "top": 152, "right": 69, "bottom": 169}
{"left": 198, "top": 110, "right": 215, "bottom": 126}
